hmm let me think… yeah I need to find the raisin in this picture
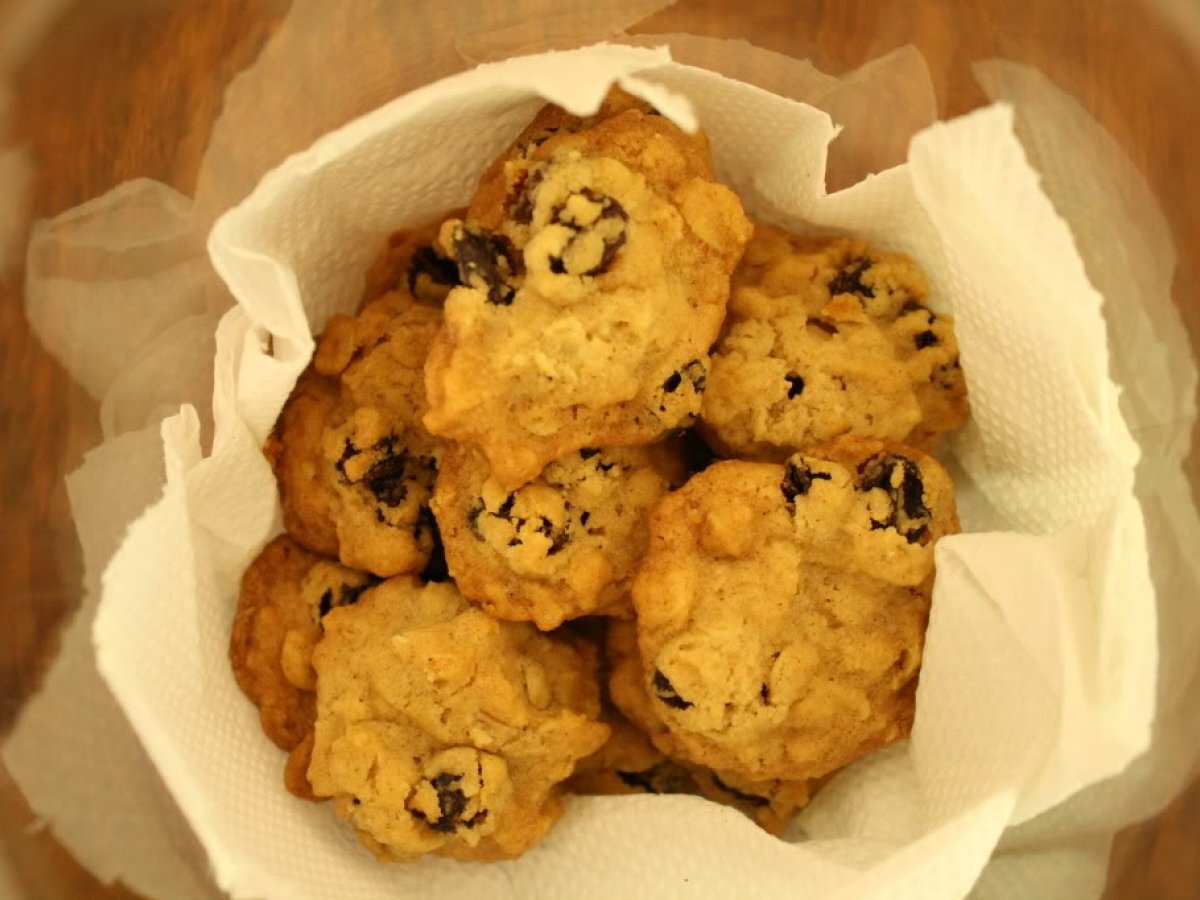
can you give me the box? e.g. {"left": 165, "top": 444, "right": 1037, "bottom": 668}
{"left": 760, "top": 683, "right": 771, "bottom": 703}
{"left": 533, "top": 514, "right": 571, "bottom": 556}
{"left": 336, "top": 435, "right": 426, "bottom": 510}
{"left": 343, "top": 580, "right": 374, "bottom": 606}
{"left": 579, "top": 448, "right": 601, "bottom": 459}
{"left": 547, "top": 529, "right": 570, "bottom": 556}
{"left": 319, "top": 577, "right": 378, "bottom": 619}
{"left": 580, "top": 510, "right": 591, "bottom": 526}
{"left": 859, "top": 453, "right": 931, "bottom": 543}
{"left": 508, "top": 168, "right": 545, "bottom": 225}
{"left": 709, "top": 773, "right": 770, "bottom": 808}
{"left": 495, "top": 494, "right": 516, "bottom": 519}
{"left": 780, "top": 460, "right": 831, "bottom": 504}
{"left": 547, "top": 190, "right": 628, "bottom": 276}
{"left": 914, "top": 330, "right": 940, "bottom": 349}
{"left": 406, "top": 245, "right": 459, "bottom": 299}
{"left": 362, "top": 445, "right": 412, "bottom": 507}
{"left": 828, "top": 259, "right": 875, "bottom": 298}
{"left": 412, "top": 773, "right": 471, "bottom": 833}
{"left": 807, "top": 317, "right": 839, "bottom": 336}
{"left": 652, "top": 670, "right": 693, "bottom": 710}
{"left": 784, "top": 373, "right": 805, "bottom": 398}
{"left": 899, "top": 299, "right": 926, "bottom": 315}
{"left": 663, "top": 371, "right": 683, "bottom": 393}
{"left": 451, "top": 225, "right": 522, "bottom": 306}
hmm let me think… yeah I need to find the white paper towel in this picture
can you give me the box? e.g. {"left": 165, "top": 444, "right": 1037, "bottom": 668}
{"left": 7, "top": 14, "right": 1191, "bottom": 900}
{"left": 82, "top": 43, "right": 1158, "bottom": 900}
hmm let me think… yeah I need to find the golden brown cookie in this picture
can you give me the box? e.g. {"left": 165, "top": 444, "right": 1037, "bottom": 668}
{"left": 307, "top": 577, "right": 609, "bottom": 862}
{"left": 431, "top": 442, "right": 685, "bottom": 630}
{"left": 360, "top": 210, "right": 465, "bottom": 308}
{"left": 423, "top": 90, "right": 753, "bottom": 490}
{"left": 265, "top": 368, "right": 343, "bottom": 558}
{"left": 268, "top": 296, "right": 445, "bottom": 577}
{"left": 701, "top": 225, "right": 968, "bottom": 459}
{"left": 630, "top": 439, "right": 959, "bottom": 783}
{"left": 602, "top": 620, "right": 813, "bottom": 834}
{"left": 230, "top": 535, "right": 376, "bottom": 800}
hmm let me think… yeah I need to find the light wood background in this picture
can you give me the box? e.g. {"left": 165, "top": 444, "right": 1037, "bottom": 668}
{"left": 1, "top": 0, "right": 1196, "bottom": 897}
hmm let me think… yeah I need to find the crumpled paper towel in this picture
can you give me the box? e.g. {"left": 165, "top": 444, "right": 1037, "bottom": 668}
{"left": 7, "top": 12, "right": 1192, "bottom": 899}
{"left": 86, "top": 41, "right": 1159, "bottom": 900}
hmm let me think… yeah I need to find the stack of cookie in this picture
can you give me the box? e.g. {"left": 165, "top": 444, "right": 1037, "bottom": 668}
{"left": 230, "top": 89, "right": 969, "bottom": 863}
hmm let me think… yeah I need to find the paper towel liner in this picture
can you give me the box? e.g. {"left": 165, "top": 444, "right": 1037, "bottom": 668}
{"left": 7, "top": 29, "right": 1183, "bottom": 900}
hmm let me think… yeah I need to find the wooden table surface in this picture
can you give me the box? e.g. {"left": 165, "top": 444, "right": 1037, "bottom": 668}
{"left": 1, "top": 1, "right": 1197, "bottom": 897}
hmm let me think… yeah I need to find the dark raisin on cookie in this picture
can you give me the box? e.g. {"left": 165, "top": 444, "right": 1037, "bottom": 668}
{"left": 508, "top": 168, "right": 545, "bottom": 226}
{"left": 807, "top": 317, "right": 840, "bottom": 336}
{"left": 362, "top": 444, "right": 414, "bottom": 507}
{"left": 859, "top": 453, "right": 931, "bottom": 544}
{"left": 450, "top": 224, "right": 523, "bottom": 306}
{"left": 780, "top": 460, "right": 832, "bottom": 505}
{"left": 406, "top": 245, "right": 460, "bottom": 300}
{"left": 784, "top": 373, "right": 805, "bottom": 398}
{"left": 410, "top": 772, "right": 482, "bottom": 834}
{"left": 828, "top": 258, "right": 875, "bottom": 299}
{"left": 477, "top": 491, "right": 571, "bottom": 557}
{"left": 317, "top": 578, "right": 378, "bottom": 619}
{"left": 535, "top": 515, "right": 571, "bottom": 556}
{"left": 652, "top": 670, "right": 694, "bottom": 710}
{"left": 548, "top": 189, "right": 629, "bottom": 277}
{"left": 579, "top": 448, "right": 601, "bottom": 460}
{"left": 336, "top": 435, "right": 437, "bottom": 528}
{"left": 663, "top": 359, "right": 707, "bottom": 395}
{"left": 914, "top": 330, "right": 940, "bottom": 349}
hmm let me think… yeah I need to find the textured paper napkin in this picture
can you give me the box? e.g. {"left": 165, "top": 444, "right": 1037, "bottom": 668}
{"left": 6, "top": 9, "right": 1194, "bottom": 900}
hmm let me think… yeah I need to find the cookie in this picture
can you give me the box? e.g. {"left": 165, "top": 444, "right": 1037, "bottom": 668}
{"left": 431, "top": 442, "right": 685, "bottom": 630}
{"left": 423, "top": 90, "right": 754, "bottom": 489}
{"left": 701, "top": 225, "right": 968, "bottom": 460}
{"left": 264, "top": 367, "right": 343, "bottom": 558}
{"left": 603, "top": 620, "right": 813, "bottom": 834}
{"left": 565, "top": 707, "right": 697, "bottom": 797}
{"left": 630, "top": 439, "right": 959, "bottom": 782}
{"left": 361, "top": 211, "right": 465, "bottom": 307}
{"left": 307, "top": 577, "right": 609, "bottom": 862}
{"left": 230, "top": 535, "right": 376, "bottom": 799}
{"left": 268, "top": 296, "right": 445, "bottom": 577}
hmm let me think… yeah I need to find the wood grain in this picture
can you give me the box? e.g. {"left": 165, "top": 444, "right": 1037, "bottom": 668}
{"left": 1, "top": 0, "right": 1195, "bottom": 897}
